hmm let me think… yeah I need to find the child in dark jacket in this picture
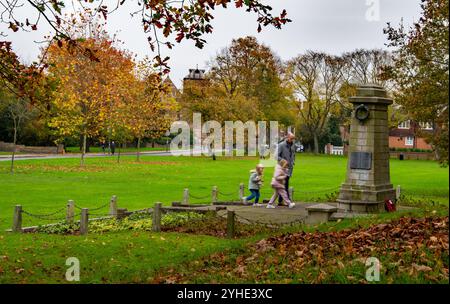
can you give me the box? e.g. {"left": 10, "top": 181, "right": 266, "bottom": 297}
{"left": 243, "top": 164, "right": 264, "bottom": 206}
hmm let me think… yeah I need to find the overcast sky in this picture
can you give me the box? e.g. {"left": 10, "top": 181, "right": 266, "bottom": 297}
{"left": 3, "top": 0, "right": 422, "bottom": 87}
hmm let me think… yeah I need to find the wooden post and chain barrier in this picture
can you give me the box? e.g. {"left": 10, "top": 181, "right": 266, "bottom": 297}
{"left": 239, "top": 183, "right": 245, "bottom": 202}
{"left": 109, "top": 195, "right": 118, "bottom": 216}
{"left": 66, "top": 200, "right": 75, "bottom": 225}
{"left": 80, "top": 208, "right": 89, "bottom": 235}
{"left": 12, "top": 205, "right": 22, "bottom": 233}
{"left": 227, "top": 210, "right": 235, "bottom": 239}
{"left": 152, "top": 202, "right": 162, "bottom": 232}
{"left": 212, "top": 186, "right": 218, "bottom": 204}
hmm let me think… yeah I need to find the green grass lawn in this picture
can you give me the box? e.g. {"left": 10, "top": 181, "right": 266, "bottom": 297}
{"left": 0, "top": 154, "right": 448, "bottom": 230}
{"left": 0, "top": 230, "right": 250, "bottom": 283}
{"left": 0, "top": 207, "right": 447, "bottom": 283}
{"left": 0, "top": 153, "right": 448, "bottom": 284}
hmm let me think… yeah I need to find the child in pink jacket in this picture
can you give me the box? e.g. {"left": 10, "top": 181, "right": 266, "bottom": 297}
{"left": 267, "top": 159, "right": 295, "bottom": 209}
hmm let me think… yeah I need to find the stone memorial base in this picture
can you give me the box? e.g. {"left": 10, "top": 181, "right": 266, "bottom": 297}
{"left": 337, "top": 183, "right": 395, "bottom": 213}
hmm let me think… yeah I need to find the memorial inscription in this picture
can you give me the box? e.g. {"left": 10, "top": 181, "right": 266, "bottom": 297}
{"left": 350, "top": 152, "right": 372, "bottom": 170}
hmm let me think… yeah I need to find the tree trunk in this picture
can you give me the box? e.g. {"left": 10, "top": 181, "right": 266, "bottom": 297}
{"left": 79, "top": 134, "right": 83, "bottom": 152}
{"left": 10, "top": 124, "right": 17, "bottom": 174}
{"left": 81, "top": 132, "right": 87, "bottom": 166}
{"left": 117, "top": 142, "right": 121, "bottom": 164}
{"left": 313, "top": 133, "right": 319, "bottom": 155}
{"left": 137, "top": 137, "right": 141, "bottom": 162}
{"left": 107, "top": 130, "right": 111, "bottom": 155}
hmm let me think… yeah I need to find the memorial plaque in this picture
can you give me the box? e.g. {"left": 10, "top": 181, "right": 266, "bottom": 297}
{"left": 350, "top": 152, "right": 372, "bottom": 170}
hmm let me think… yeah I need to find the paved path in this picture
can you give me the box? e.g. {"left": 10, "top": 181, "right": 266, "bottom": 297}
{"left": 181, "top": 202, "right": 338, "bottom": 226}
{"left": 218, "top": 204, "right": 311, "bottom": 225}
{"left": 214, "top": 203, "right": 414, "bottom": 225}
{"left": 0, "top": 150, "right": 190, "bottom": 162}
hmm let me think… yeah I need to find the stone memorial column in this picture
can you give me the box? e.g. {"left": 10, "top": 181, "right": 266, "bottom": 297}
{"left": 337, "top": 84, "right": 396, "bottom": 213}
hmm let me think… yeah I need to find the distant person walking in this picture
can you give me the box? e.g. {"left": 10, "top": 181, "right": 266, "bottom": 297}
{"left": 277, "top": 132, "right": 296, "bottom": 205}
{"left": 243, "top": 164, "right": 264, "bottom": 206}
{"left": 101, "top": 142, "right": 106, "bottom": 154}
{"left": 110, "top": 141, "right": 116, "bottom": 155}
{"left": 266, "top": 159, "right": 295, "bottom": 209}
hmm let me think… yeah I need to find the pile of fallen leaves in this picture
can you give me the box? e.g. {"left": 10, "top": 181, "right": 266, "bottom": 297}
{"left": 152, "top": 216, "right": 449, "bottom": 284}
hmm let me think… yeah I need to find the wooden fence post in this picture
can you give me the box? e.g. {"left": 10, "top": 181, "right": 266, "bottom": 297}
{"left": 227, "top": 210, "right": 235, "bottom": 239}
{"left": 212, "top": 186, "right": 218, "bottom": 204}
{"left": 152, "top": 202, "right": 162, "bottom": 232}
{"left": 183, "top": 188, "right": 189, "bottom": 205}
{"left": 239, "top": 183, "right": 245, "bottom": 202}
{"left": 80, "top": 208, "right": 89, "bottom": 235}
{"left": 289, "top": 187, "right": 294, "bottom": 201}
{"left": 12, "top": 205, "right": 22, "bottom": 233}
{"left": 109, "top": 195, "right": 118, "bottom": 216}
{"left": 66, "top": 200, "right": 75, "bottom": 224}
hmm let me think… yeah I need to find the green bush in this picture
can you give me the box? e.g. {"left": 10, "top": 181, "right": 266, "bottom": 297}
{"left": 35, "top": 212, "right": 207, "bottom": 235}
{"left": 36, "top": 222, "right": 79, "bottom": 234}
{"left": 154, "top": 136, "right": 172, "bottom": 145}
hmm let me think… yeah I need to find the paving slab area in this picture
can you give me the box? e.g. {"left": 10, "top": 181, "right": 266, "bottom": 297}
{"left": 174, "top": 202, "right": 338, "bottom": 226}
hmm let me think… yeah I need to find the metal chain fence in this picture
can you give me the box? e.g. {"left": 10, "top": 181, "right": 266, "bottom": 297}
{"left": 21, "top": 208, "right": 67, "bottom": 222}
{"left": 74, "top": 201, "right": 109, "bottom": 211}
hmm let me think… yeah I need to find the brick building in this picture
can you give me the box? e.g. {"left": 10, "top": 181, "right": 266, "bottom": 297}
{"left": 388, "top": 120, "right": 433, "bottom": 150}
{"left": 329, "top": 120, "right": 434, "bottom": 156}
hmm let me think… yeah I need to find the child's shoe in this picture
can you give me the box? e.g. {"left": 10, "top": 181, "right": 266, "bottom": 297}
{"left": 288, "top": 202, "right": 296, "bottom": 209}
{"left": 266, "top": 204, "right": 275, "bottom": 209}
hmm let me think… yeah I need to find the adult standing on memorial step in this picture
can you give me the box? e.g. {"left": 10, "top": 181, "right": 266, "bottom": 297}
{"left": 277, "top": 132, "right": 296, "bottom": 205}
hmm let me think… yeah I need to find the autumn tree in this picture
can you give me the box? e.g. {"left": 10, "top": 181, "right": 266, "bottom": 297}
{"left": 179, "top": 35, "right": 295, "bottom": 140}
{"left": 208, "top": 36, "right": 293, "bottom": 124}
{"left": 126, "top": 59, "right": 178, "bottom": 161}
{"left": 335, "top": 49, "right": 407, "bottom": 133}
{"left": 286, "top": 51, "right": 346, "bottom": 154}
{"left": 100, "top": 48, "right": 136, "bottom": 159}
{"left": 0, "top": 42, "right": 46, "bottom": 173}
{"left": 0, "top": 87, "right": 36, "bottom": 174}
{"left": 180, "top": 77, "right": 256, "bottom": 124}
{"left": 341, "top": 49, "right": 394, "bottom": 86}
{"left": 384, "top": 0, "right": 449, "bottom": 165}
{"left": 45, "top": 28, "right": 136, "bottom": 165}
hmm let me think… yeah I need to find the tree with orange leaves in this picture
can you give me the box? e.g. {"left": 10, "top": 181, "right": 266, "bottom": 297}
{"left": 45, "top": 33, "right": 136, "bottom": 165}
{"left": 125, "top": 58, "right": 178, "bottom": 162}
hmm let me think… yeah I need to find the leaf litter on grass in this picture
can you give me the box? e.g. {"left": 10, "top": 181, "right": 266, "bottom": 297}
{"left": 152, "top": 216, "right": 449, "bottom": 284}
